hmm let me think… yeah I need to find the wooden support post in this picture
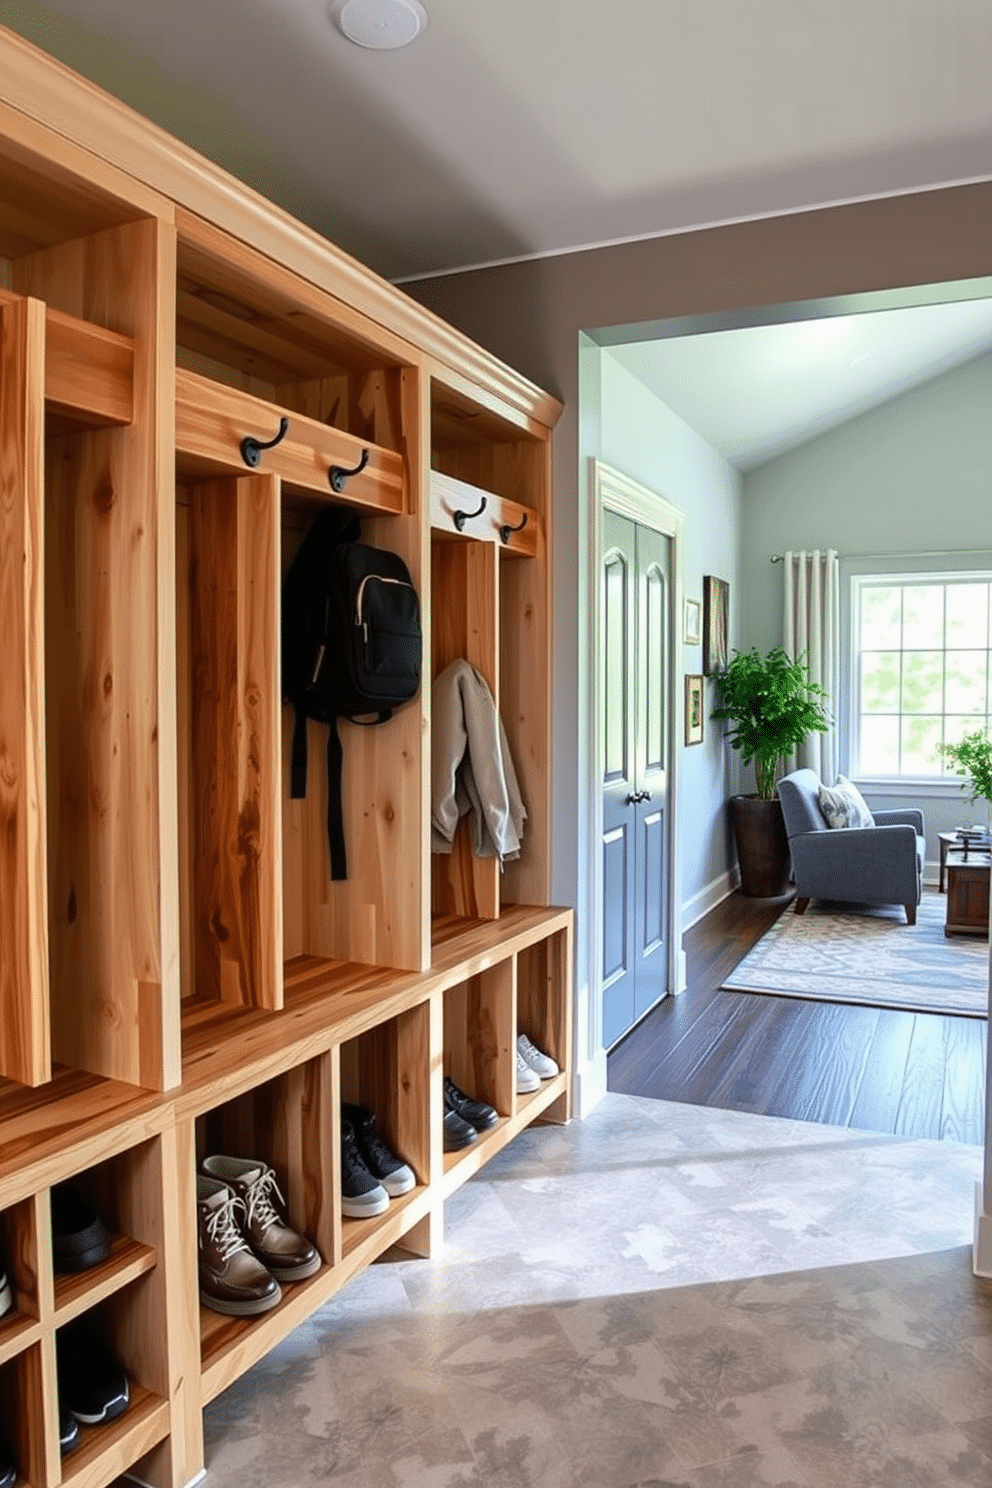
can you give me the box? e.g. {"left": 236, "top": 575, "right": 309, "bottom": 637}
{"left": 0, "top": 295, "right": 50, "bottom": 1087}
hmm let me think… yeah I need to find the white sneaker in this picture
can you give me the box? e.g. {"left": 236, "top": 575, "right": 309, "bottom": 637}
{"left": 517, "top": 1033, "right": 559, "bottom": 1081}
{"left": 516, "top": 1048, "right": 541, "bottom": 1093}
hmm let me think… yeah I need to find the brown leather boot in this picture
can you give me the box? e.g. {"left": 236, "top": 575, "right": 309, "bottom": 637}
{"left": 200, "top": 1157, "right": 321, "bottom": 1283}
{"left": 196, "top": 1176, "right": 281, "bottom": 1315}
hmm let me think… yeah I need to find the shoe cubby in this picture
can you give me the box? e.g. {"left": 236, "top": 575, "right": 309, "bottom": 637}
{"left": 442, "top": 964, "right": 514, "bottom": 1184}
{"left": 55, "top": 1294, "right": 170, "bottom": 1488}
{"left": 338, "top": 1001, "right": 432, "bottom": 1268}
{"left": 49, "top": 1143, "right": 159, "bottom": 1328}
{"left": 193, "top": 1056, "right": 334, "bottom": 1403}
{"left": 0, "top": 34, "right": 569, "bottom": 1488}
{"left": 516, "top": 927, "right": 572, "bottom": 1125}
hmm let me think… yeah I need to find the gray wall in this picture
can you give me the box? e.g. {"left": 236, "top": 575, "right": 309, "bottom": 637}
{"left": 742, "top": 350, "right": 992, "bottom": 860}
{"left": 598, "top": 351, "right": 742, "bottom": 917}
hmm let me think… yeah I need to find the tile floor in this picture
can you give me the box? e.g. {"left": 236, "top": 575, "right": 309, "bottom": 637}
{"left": 197, "top": 1096, "right": 992, "bottom": 1487}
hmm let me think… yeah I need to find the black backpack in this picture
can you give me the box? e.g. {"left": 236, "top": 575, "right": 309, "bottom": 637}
{"left": 282, "top": 504, "right": 422, "bottom": 880}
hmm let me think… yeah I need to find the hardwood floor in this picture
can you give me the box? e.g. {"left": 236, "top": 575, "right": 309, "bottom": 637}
{"left": 607, "top": 891, "right": 988, "bottom": 1145}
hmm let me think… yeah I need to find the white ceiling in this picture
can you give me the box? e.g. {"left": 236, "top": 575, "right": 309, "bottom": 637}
{"left": 608, "top": 298, "right": 992, "bottom": 471}
{"left": 5, "top": 0, "right": 992, "bottom": 282}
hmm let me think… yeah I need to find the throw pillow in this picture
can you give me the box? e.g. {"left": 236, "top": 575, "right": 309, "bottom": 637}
{"left": 817, "top": 774, "right": 875, "bottom": 830}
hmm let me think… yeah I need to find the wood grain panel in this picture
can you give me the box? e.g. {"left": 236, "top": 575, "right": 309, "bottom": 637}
{"left": 0, "top": 295, "right": 50, "bottom": 1086}
{"left": 0, "top": 288, "right": 133, "bottom": 426}
{"left": 430, "top": 469, "right": 541, "bottom": 557}
{"left": 188, "top": 474, "right": 282, "bottom": 1012}
{"left": 176, "top": 367, "right": 404, "bottom": 511}
{"left": 281, "top": 366, "right": 428, "bottom": 974}
{"left": 16, "top": 216, "right": 181, "bottom": 1091}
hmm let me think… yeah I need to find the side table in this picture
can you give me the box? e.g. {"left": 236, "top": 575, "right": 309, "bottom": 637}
{"left": 939, "top": 831, "right": 992, "bottom": 892}
{"left": 944, "top": 852, "right": 991, "bottom": 937}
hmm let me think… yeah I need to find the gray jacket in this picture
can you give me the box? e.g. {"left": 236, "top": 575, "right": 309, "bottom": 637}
{"left": 431, "top": 660, "right": 526, "bottom": 862}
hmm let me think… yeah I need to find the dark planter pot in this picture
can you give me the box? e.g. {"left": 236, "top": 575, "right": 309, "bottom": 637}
{"left": 729, "top": 794, "right": 791, "bottom": 898}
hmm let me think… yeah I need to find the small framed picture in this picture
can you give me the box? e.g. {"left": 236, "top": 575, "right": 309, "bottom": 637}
{"left": 703, "top": 575, "right": 729, "bottom": 675}
{"left": 684, "top": 597, "right": 701, "bottom": 646}
{"left": 685, "top": 673, "right": 704, "bottom": 746}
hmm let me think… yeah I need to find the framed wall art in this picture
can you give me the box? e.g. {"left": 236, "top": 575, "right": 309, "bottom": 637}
{"left": 684, "top": 596, "right": 701, "bottom": 646}
{"left": 703, "top": 575, "right": 729, "bottom": 675}
{"left": 685, "top": 673, "right": 704, "bottom": 746}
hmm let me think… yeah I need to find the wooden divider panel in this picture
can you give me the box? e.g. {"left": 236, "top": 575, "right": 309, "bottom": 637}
{"left": 0, "top": 295, "right": 50, "bottom": 1087}
{"left": 443, "top": 960, "right": 513, "bottom": 1118}
{"left": 14, "top": 217, "right": 181, "bottom": 1091}
{"left": 187, "top": 473, "right": 282, "bottom": 1012}
{"left": 431, "top": 537, "right": 500, "bottom": 921}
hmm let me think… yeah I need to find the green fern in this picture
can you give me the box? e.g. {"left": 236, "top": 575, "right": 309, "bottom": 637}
{"left": 710, "top": 647, "right": 831, "bottom": 800}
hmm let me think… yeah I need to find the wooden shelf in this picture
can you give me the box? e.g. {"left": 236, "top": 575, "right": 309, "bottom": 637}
{"left": 199, "top": 1262, "right": 334, "bottom": 1406}
{"left": 59, "top": 1383, "right": 169, "bottom": 1488}
{"left": 53, "top": 1236, "right": 156, "bottom": 1327}
{"left": 176, "top": 367, "right": 405, "bottom": 510}
{"left": 340, "top": 1185, "right": 430, "bottom": 1265}
{"left": 0, "top": 1309, "right": 40, "bottom": 1370}
{"left": 442, "top": 1075, "right": 568, "bottom": 1200}
{"left": 0, "top": 287, "right": 134, "bottom": 429}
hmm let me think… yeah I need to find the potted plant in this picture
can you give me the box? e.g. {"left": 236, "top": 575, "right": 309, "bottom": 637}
{"left": 938, "top": 728, "right": 992, "bottom": 834}
{"left": 710, "top": 646, "right": 831, "bottom": 896}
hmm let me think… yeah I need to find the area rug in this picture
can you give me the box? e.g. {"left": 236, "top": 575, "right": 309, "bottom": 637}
{"left": 721, "top": 889, "right": 990, "bottom": 1017}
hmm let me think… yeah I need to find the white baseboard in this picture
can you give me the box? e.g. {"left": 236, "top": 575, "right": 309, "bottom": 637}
{"left": 572, "top": 1050, "right": 608, "bottom": 1119}
{"left": 681, "top": 866, "right": 741, "bottom": 932}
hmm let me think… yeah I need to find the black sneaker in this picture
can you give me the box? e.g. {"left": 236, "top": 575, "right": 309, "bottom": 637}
{"left": 340, "top": 1120, "right": 389, "bottom": 1219}
{"left": 51, "top": 1185, "right": 112, "bottom": 1274}
{"left": 444, "top": 1076, "right": 499, "bottom": 1132}
{"left": 0, "top": 1430, "right": 16, "bottom": 1488}
{"left": 0, "top": 1266, "right": 12, "bottom": 1320}
{"left": 443, "top": 1107, "right": 478, "bottom": 1152}
{"left": 341, "top": 1104, "right": 416, "bottom": 1197}
{"left": 59, "top": 1403, "right": 80, "bottom": 1456}
{"left": 57, "top": 1321, "right": 129, "bottom": 1426}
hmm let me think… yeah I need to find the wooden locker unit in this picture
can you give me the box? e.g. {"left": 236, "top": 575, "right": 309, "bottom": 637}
{"left": 0, "top": 26, "right": 570, "bottom": 1488}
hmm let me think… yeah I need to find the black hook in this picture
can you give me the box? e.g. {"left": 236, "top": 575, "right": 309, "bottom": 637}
{"left": 240, "top": 416, "right": 290, "bottom": 468}
{"left": 453, "top": 494, "right": 487, "bottom": 532}
{"left": 329, "top": 448, "right": 370, "bottom": 493}
{"left": 499, "top": 511, "right": 528, "bottom": 545}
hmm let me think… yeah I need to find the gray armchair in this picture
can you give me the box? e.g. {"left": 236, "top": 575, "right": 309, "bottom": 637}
{"left": 777, "top": 768, "right": 925, "bottom": 925}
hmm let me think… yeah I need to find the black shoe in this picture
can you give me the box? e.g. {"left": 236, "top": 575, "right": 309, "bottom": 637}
{"left": 444, "top": 1076, "right": 499, "bottom": 1132}
{"left": 341, "top": 1104, "right": 416, "bottom": 1196}
{"left": 51, "top": 1185, "right": 112, "bottom": 1274}
{"left": 443, "top": 1107, "right": 478, "bottom": 1152}
{"left": 0, "top": 1266, "right": 12, "bottom": 1319}
{"left": 0, "top": 1430, "right": 16, "bottom": 1488}
{"left": 59, "top": 1403, "right": 80, "bottom": 1456}
{"left": 340, "top": 1120, "right": 389, "bottom": 1219}
{"left": 57, "top": 1321, "right": 129, "bottom": 1426}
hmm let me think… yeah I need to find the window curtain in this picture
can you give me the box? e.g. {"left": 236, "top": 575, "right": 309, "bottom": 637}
{"left": 783, "top": 548, "right": 840, "bottom": 782}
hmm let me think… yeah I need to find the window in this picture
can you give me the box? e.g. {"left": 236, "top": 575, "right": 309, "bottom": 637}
{"left": 853, "top": 574, "right": 992, "bottom": 777}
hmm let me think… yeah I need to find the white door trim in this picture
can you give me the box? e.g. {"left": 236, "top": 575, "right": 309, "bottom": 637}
{"left": 588, "top": 459, "right": 686, "bottom": 1066}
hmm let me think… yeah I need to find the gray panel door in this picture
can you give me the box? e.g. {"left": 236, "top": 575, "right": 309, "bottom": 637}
{"left": 601, "top": 511, "right": 671, "bottom": 1048}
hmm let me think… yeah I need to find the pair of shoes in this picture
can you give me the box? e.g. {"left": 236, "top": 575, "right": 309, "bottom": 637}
{"left": 443, "top": 1077, "right": 498, "bottom": 1151}
{"left": 340, "top": 1107, "right": 415, "bottom": 1219}
{"left": 57, "top": 1320, "right": 129, "bottom": 1427}
{"left": 516, "top": 1033, "right": 559, "bottom": 1092}
{"left": 51, "top": 1184, "right": 112, "bottom": 1274}
{"left": 197, "top": 1156, "right": 320, "bottom": 1317}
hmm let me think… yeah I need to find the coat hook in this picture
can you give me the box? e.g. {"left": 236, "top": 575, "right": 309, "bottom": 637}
{"left": 329, "top": 448, "right": 370, "bottom": 493}
{"left": 499, "top": 511, "right": 528, "bottom": 545}
{"left": 453, "top": 494, "right": 487, "bottom": 532}
{"left": 240, "top": 416, "right": 290, "bottom": 468}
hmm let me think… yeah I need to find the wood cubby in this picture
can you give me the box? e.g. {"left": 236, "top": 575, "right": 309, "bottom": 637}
{"left": 0, "top": 26, "right": 568, "bottom": 1488}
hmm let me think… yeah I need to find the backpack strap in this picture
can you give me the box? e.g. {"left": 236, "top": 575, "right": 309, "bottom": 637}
{"left": 326, "top": 716, "right": 348, "bottom": 881}
{"left": 290, "top": 703, "right": 308, "bottom": 799}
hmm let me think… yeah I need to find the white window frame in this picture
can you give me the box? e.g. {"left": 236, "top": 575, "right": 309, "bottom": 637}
{"left": 848, "top": 567, "right": 992, "bottom": 794}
